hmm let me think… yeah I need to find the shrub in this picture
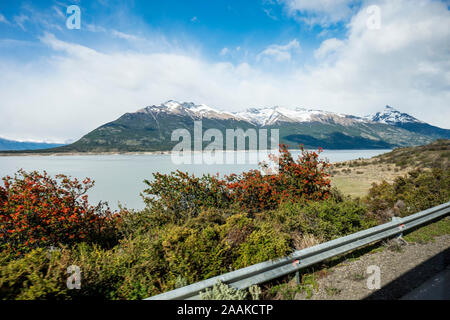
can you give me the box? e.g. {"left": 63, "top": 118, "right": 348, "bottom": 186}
{"left": 199, "top": 281, "right": 248, "bottom": 300}
{"left": 142, "top": 145, "right": 331, "bottom": 218}
{"left": 267, "top": 199, "right": 375, "bottom": 241}
{"left": 300, "top": 200, "right": 376, "bottom": 240}
{"left": 0, "top": 236, "right": 171, "bottom": 300}
{"left": 233, "top": 222, "right": 291, "bottom": 269}
{"left": 225, "top": 145, "right": 331, "bottom": 213}
{"left": 66, "top": 237, "right": 168, "bottom": 300}
{"left": 142, "top": 171, "right": 232, "bottom": 223}
{"left": 0, "top": 248, "right": 69, "bottom": 300}
{"left": 0, "top": 170, "right": 118, "bottom": 255}
{"left": 366, "top": 168, "right": 450, "bottom": 219}
{"left": 160, "top": 223, "right": 229, "bottom": 284}
{"left": 199, "top": 281, "right": 261, "bottom": 300}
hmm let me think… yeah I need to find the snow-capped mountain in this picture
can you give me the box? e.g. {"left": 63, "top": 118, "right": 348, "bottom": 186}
{"left": 234, "top": 106, "right": 367, "bottom": 126}
{"left": 138, "top": 100, "right": 368, "bottom": 126}
{"left": 365, "top": 105, "right": 450, "bottom": 139}
{"left": 54, "top": 100, "right": 449, "bottom": 153}
{"left": 365, "top": 105, "right": 424, "bottom": 124}
{"left": 137, "top": 100, "right": 238, "bottom": 121}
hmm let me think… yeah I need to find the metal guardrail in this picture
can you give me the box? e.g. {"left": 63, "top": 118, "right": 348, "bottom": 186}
{"left": 146, "top": 201, "right": 450, "bottom": 300}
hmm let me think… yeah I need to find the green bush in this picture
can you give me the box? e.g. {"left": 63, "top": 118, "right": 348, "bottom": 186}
{"left": 199, "top": 281, "right": 247, "bottom": 300}
{"left": 199, "top": 281, "right": 261, "bottom": 300}
{"left": 366, "top": 168, "right": 450, "bottom": 219}
{"left": 161, "top": 223, "right": 229, "bottom": 284}
{"left": 3, "top": 154, "right": 447, "bottom": 300}
{"left": 142, "top": 145, "right": 331, "bottom": 217}
{"left": 0, "top": 248, "right": 69, "bottom": 300}
{"left": 234, "top": 222, "right": 291, "bottom": 269}
{"left": 300, "top": 200, "right": 376, "bottom": 240}
{"left": 142, "top": 171, "right": 232, "bottom": 223}
{"left": 264, "top": 197, "right": 375, "bottom": 241}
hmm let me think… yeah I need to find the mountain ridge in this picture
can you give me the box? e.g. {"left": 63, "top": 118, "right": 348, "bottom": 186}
{"left": 2, "top": 101, "right": 448, "bottom": 152}
{"left": 0, "top": 137, "right": 65, "bottom": 151}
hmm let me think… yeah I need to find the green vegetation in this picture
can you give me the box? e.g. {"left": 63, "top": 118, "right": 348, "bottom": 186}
{"left": 330, "top": 139, "right": 450, "bottom": 197}
{"left": 4, "top": 113, "right": 448, "bottom": 155}
{"left": 373, "top": 139, "right": 450, "bottom": 170}
{"left": 199, "top": 282, "right": 261, "bottom": 300}
{"left": 0, "top": 141, "right": 449, "bottom": 300}
{"left": 268, "top": 273, "right": 320, "bottom": 300}
{"left": 325, "top": 286, "right": 341, "bottom": 296}
{"left": 404, "top": 217, "right": 450, "bottom": 244}
{"left": 366, "top": 168, "right": 450, "bottom": 222}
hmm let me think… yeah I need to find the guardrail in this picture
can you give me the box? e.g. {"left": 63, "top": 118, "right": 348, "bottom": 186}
{"left": 145, "top": 201, "right": 450, "bottom": 300}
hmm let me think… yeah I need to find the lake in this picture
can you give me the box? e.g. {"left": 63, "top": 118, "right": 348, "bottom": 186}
{"left": 0, "top": 149, "right": 390, "bottom": 210}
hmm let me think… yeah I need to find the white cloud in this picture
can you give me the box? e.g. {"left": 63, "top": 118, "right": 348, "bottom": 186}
{"left": 257, "top": 39, "right": 300, "bottom": 62}
{"left": 0, "top": 13, "right": 9, "bottom": 24}
{"left": 13, "top": 14, "right": 29, "bottom": 31}
{"left": 263, "top": 8, "right": 278, "bottom": 20}
{"left": 302, "top": 0, "right": 450, "bottom": 118}
{"left": 0, "top": 38, "right": 36, "bottom": 48}
{"left": 314, "top": 38, "right": 345, "bottom": 59}
{"left": 220, "top": 47, "right": 229, "bottom": 56}
{"left": 280, "top": 0, "right": 359, "bottom": 25}
{"left": 85, "top": 24, "right": 107, "bottom": 33}
{"left": 0, "top": 0, "right": 449, "bottom": 143}
{"left": 52, "top": 6, "right": 65, "bottom": 19}
{"left": 111, "top": 30, "right": 143, "bottom": 42}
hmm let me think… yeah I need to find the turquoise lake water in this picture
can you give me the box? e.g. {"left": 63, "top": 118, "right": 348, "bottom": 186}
{"left": 0, "top": 149, "right": 390, "bottom": 210}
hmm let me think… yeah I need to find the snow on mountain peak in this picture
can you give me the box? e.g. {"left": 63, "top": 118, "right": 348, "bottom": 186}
{"left": 233, "top": 106, "right": 366, "bottom": 126}
{"left": 137, "top": 101, "right": 407, "bottom": 126}
{"left": 366, "top": 105, "right": 423, "bottom": 124}
{"left": 162, "top": 100, "right": 183, "bottom": 110}
{"left": 138, "top": 101, "right": 238, "bottom": 121}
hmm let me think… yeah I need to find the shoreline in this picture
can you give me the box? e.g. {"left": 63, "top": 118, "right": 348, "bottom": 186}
{"left": 0, "top": 151, "right": 172, "bottom": 157}
{"left": 0, "top": 148, "right": 392, "bottom": 157}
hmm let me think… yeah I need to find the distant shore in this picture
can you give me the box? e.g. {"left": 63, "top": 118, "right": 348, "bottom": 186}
{"left": 0, "top": 150, "right": 173, "bottom": 157}
{"left": 0, "top": 148, "right": 393, "bottom": 157}
{"left": 0, "top": 149, "right": 286, "bottom": 157}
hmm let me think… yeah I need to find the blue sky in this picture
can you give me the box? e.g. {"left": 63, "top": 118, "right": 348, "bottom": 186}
{"left": 0, "top": 1, "right": 345, "bottom": 66}
{"left": 0, "top": 0, "right": 449, "bottom": 142}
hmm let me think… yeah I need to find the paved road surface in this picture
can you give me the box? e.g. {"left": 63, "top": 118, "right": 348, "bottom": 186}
{"left": 401, "top": 265, "right": 450, "bottom": 300}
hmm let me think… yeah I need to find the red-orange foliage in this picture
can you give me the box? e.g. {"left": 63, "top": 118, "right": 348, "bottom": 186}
{"left": 0, "top": 170, "right": 116, "bottom": 255}
{"left": 143, "top": 144, "right": 331, "bottom": 217}
{"left": 225, "top": 144, "right": 331, "bottom": 212}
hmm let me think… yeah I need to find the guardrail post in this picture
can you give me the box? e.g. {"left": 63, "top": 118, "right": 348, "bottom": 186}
{"left": 392, "top": 216, "right": 404, "bottom": 238}
{"left": 295, "top": 271, "right": 300, "bottom": 285}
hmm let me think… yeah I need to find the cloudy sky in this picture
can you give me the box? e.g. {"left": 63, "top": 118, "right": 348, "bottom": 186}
{"left": 0, "top": 0, "right": 449, "bottom": 143}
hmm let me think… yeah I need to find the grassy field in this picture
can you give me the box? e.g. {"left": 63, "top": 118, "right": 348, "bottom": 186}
{"left": 329, "top": 139, "right": 450, "bottom": 198}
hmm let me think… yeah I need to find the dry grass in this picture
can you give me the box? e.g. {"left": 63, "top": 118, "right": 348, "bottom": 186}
{"left": 328, "top": 139, "right": 450, "bottom": 198}
{"left": 292, "top": 233, "right": 323, "bottom": 250}
{"left": 329, "top": 162, "right": 411, "bottom": 198}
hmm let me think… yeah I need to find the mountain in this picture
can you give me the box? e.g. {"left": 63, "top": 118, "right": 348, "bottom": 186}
{"left": 234, "top": 106, "right": 366, "bottom": 126}
{"left": 0, "top": 137, "right": 65, "bottom": 151}
{"left": 18, "top": 101, "right": 450, "bottom": 153}
{"left": 366, "top": 105, "right": 450, "bottom": 139}
{"left": 55, "top": 101, "right": 256, "bottom": 152}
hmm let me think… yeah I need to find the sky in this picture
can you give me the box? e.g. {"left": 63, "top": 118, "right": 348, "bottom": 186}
{"left": 0, "top": 0, "right": 449, "bottom": 143}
